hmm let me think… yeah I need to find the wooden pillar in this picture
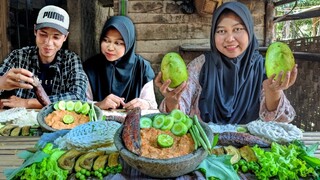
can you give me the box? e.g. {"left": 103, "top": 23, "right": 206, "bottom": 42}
{"left": 265, "top": 0, "right": 274, "bottom": 46}
{"left": 312, "top": 17, "right": 319, "bottom": 37}
{"left": 0, "top": 0, "right": 10, "bottom": 63}
{"left": 67, "top": 0, "right": 82, "bottom": 58}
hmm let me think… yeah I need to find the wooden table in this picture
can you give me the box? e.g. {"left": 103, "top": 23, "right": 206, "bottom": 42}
{"left": 0, "top": 136, "right": 40, "bottom": 180}
{"left": 0, "top": 109, "right": 319, "bottom": 179}
{"left": 1, "top": 132, "right": 320, "bottom": 180}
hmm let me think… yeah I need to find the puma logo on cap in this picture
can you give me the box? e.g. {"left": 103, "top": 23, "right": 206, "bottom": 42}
{"left": 35, "top": 5, "right": 70, "bottom": 35}
{"left": 42, "top": 11, "right": 65, "bottom": 23}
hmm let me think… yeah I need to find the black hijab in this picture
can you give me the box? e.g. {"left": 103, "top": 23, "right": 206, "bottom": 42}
{"left": 83, "top": 16, "right": 155, "bottom": 104}
{"left": 198, "top": 2, "right": 265, "bottom": 124}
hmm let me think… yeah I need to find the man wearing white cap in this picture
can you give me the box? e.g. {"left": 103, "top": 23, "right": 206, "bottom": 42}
{"left": 0, "top": 5, "right": 88, "bottom": 109}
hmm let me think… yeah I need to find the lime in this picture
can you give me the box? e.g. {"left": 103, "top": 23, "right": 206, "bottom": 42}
{"left": 157, "top": 134, "right": 174, "bottom": 148}
{"left": 53, "top": 102, "right": 59, "bottom": 110}
{"left": 74, "top": 101, "right": 83, "bottom": 113}
{"left": 63, "top": 114, "right": 74, "bottom": 124}
{"left": 171, "top": 122, "right": 188, "bottom": 136}
{"left": 66, "top": 101, "right": 75, "bottom": 111}
{"left": 152, "top": 114, "right": 166, "bottom": 129}
{"left": 170, "top": 109, "right": 186, "bottom": 123}
{"left": 140, "top": 117, "right": 152, "bottom": 128}
{"left": 81, "top": 102, "right": 90, "bottom": 115}
{"left": 58, "top": 100, "right": 66, "bottom": 110}
{"left": 160, "top": 116, "right": 175, "bottom": 131}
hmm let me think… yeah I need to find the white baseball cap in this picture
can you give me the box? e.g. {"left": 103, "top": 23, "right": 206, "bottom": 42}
{"left": 35, "top": 5, "right": 69, "bottom": 35}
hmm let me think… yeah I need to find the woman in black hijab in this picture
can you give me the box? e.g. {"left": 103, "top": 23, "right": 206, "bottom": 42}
{"left": 84, "top": 16, "right": 157, "bottom": 110}
{"left": 155, "top": 2, "right": 297, "bottom": 124}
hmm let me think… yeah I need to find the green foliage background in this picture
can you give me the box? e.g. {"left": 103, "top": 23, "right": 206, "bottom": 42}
{"left": 275, "top": 0, "right": 320, "bottom": 40}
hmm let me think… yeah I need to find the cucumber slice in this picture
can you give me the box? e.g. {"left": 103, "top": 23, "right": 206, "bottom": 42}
{"left": 157, "top": 134, "right": 174, "bottom": 148}
{"left": 63, "top": 114, "right": 74, "bottom": 124}
{"left": 81, "top": 102, "right": 90, "bottom": 115}
{"left": 236, "top": 126, "right": 248, "bottom": 133}
{"left": 152, "top": 114, "right": 166, "bottom": 129}
{"left": 53, "top": 102, "right": 59, "bottom": 110}
{"left": 74, "top": 101, "right": 83, "bottom": 113}
{"left": 140, "top": 117, "right": 152, "bottom": 128}
{"left": 66, "top": 101, "right": 75, "bottom": 111}
{"left": 170, "top": 109, "right": 186, "bottom": 123}
{"left": 160, "top": 116, "right": 175, "bottom": 131}
{"left": 58, "top": 100, "right": 66, "bottom": 110}
{"left": 183, "top": 117, "right": 193, "bottom": 130}
{"left": 171, "top": 122, "right": 188, "bottom": 136}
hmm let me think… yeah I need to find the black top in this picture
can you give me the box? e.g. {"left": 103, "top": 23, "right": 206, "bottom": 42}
{"left": 83, "top": 16, "right": 155, "bottom": 105}
{"left": 198, "top": 2, "right": 266, "bottom": 124}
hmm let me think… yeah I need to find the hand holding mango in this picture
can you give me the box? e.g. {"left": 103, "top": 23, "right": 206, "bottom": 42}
{"left": 265, "top": 42, "right": 295, "bottom": 81}
{"left": 264, "top": 42, "right": 297, "bottom": 96}
{"left": 155, "top": 52, "right": 188, "bottom": 111}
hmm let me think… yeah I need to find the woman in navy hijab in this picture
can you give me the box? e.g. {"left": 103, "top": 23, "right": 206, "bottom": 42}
{"left": 155, "top": 2, "right": 298, "bottom": 124}
{"left": 84, "top": 16, "right": 157, "bottom": 110}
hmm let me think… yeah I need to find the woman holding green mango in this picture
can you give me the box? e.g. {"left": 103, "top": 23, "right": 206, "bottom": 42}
{"left": 155, "top": 2, "right": 298, "bottom": 124}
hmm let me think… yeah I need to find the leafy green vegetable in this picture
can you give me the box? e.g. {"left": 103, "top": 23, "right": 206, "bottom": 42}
{"left": 292, "top": 140, "right": 320, "bottom": 177}
{"left": 197, "top": 154, "right": 240, "bottom": 180}
{"left": 4, "top": 150, "right": 49, "bottom": 180}
{"left": 4, "top": 143, "right": 68, "bottom": 180}
{"left": 252, "top": 142, "right": 316, "bottom": 179}
{"left": 212, "top": 134, "right": 219, "bottom": 148}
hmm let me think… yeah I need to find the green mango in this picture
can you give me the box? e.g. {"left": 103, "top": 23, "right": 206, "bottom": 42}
{"left": 161, "top": 52, "right": 188, "bottom": 88}
{"left": 265, "top": 42, "right": 295, "bottom": 80}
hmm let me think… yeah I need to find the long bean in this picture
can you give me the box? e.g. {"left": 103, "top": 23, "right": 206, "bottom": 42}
{"left": 191, "top": 125, "right": 201, "bottom": 147}
{"left": 189, "top": 127, "right": 198, "bottom": 150}
{"left": 193, "top": 125, "right": 210, "bottom": 154}
{"left": 194, "top": 115, "right": 212, "bottom": 150}
{"left": 89, "top": 103, "right": 97, "bottom": 121}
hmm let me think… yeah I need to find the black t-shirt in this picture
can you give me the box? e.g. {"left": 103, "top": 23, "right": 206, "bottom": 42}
{"left": 38, "top": 61, "right": 56, "bottom": 95}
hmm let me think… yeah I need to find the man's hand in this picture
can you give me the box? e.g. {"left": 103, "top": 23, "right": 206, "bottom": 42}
{"left": 1, "top": 96, "right": 29, "bottom": 108}
{"left": 0, "top": 68, "right": 34, "bottom": 90}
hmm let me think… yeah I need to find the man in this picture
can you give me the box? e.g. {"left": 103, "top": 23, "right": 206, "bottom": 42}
{"left": 0, "top": 5, "right": 87, "bottom": 109}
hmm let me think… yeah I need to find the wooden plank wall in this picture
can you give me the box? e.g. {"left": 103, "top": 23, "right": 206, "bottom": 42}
{"left": 112, "top": 0, "right": 266, "bottom": 71}
{"left": 112, "top": 0, "right": 265, "bottom": 103}
{"left": 114, "top": 0, "right": 212, "bottom": 72}
{"left": 0, "top": 0, "right": 10, "bottom": 62}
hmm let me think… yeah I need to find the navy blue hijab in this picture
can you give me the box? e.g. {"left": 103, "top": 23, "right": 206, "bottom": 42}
{"left": 198, "top": 2, "right": 265, "bottom": 124}
{"left": 83, "top": 16, "right": 155, "bottom": 104}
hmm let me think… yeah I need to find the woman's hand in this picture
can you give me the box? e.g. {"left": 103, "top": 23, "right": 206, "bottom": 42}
{"left": 96, "top": 94, "right": 125, "bottom": 110}
{"left": 263, "top": 64, "right": 298, "bottom": 93}
{"left": 0, "top": 68, "right": 34, "bottom": 90}
{"left": 123, "top": 98, "right": 149, "bottom": 110}
{"left": 154, "top": 72, "right": 187, "bottom": 111}
{"left": 263, "top": 64, "right": 298, "bottom": 111}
